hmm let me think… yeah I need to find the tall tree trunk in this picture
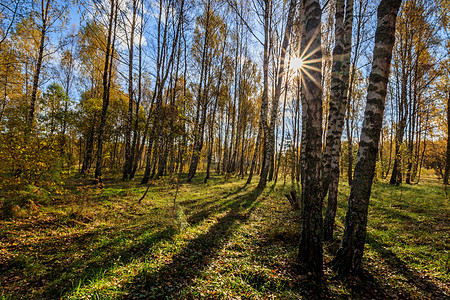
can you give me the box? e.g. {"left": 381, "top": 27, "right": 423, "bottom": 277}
{"left": 344, "top": 0, "right": 366, "bottom": 186}
{"left": 256, "top": 0, "right": 271, "bottom": 189}
{"left": 297, "top": 0, "right": 323, "bottom": 277}
{"left": 322, "top": 0, "right": 347, "bottom": 198}
{"left": 205, "top": 39, "right": 226, "bottom": 183}
{"left": 247, "top": 121, "right": 262, "bottom": 184}
{"left": 123, "top": 0, "right": 137, "bottom": 180}
{"left": 331, "top": 0, "right": 402, "bottom": 274}
{"left": 141, "top": 0, "right": 166, "bottom": 184}
{"left": 95, "top": 0, "right": 117, "bottom": 181}
{"left": 323, "top": 0, "right": 354, "bottom": 242}
{"left": 186, "top": 0, "right": 211, "bottom": 183}
{"left": 298, "top": 77, "right": 303, "bottom": 184}
{"left": 81, "top": 119, "right": 96, "bottom": 175}
{"left": 274, "top": 62, "right": 290, "bottom": 183}
{"left": 346, "top": 99, "right": 353, "bottom": 185}
{"left": 216, "top": 112, "right": 222, "bottom": 174}
{"left": 177, "top": 34, "right": 188, "bottom": 176}
{"left": 142, "top": 0, "right": 180, "bottom": 184}
{"left": 222, "top": 108, "right": 230, "bottom": 174}
{"left": 390, "top": 37, "right": 408, "bottom": 185}
{"left": 444, "top": 90, "right": 450, "bottom": 184}
{"left": 156, "top": 0, "right": 185, "bottom": 180}
{"left": 265, "top": 0, "right": 297, "bottom": 185}
{"left": 239, "top": 123, "right": 246, "bottom": 178}
{"left": 28, "top": 0, "right": 51, "bottom": 131}
{"left": 130, "top": 1, "right": 144, "bottom": 179}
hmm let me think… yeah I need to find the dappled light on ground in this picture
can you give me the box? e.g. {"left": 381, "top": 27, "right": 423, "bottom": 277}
{"left": 1, "top": 173, "right": 448, "bottom": 299}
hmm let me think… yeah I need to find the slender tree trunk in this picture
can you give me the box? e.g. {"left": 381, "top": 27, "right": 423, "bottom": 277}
{"left": 178, "top": 45, "right": 188, "bottom": 176}
{"left": 123, "top": 0, "right": 137, "bottom": 180}
{"left": 344, "top": 0, "right": 366, "bottom": 186}
{"left": 298, "top": 77, "right": 303, "bottom": 184}
{"left": 247, "top": 121, "right": 262, "bottom": 184}
{"left": 222, "top": 109, "right": 230, "bottom": 174}
{"left": 445, "top": 90, "right": 450, "bottom": 184}
{"left": 155, "top": 0, "right": 185, "bottom": 180}
{"left": 81, "top": 119, "right": 96, "bottom": 174}
{"left": 265, "top": 0, "right": 297, "bottom": 185}
{"left": 256, "top": 0, "right": 271, "bottom": 189}
{"left": 275, "top": 65, "right": 290, "bottom": 183}
{"left": 142, "top": 0, "right": 180, "bottom": 184}
{"left": 239, "top": 123, "right": 246, "bottom": 178}
{"left": 94, "top": 0, "right": 117, "bottom": 180}
{"left": 204, "top": 83, "right": 220, "bottom": 183}
{"left": 322, "top": 0, "right": 347, "bottom": 198}
{"left": 323, "top": 0, "right": 354, "bottom": 242}
{"left": 216, "top": 114, "right": 222, "bottom": 174}
{"left": 390, "top": 38, "right": 408, "bottom": 185}
{"left": 297, "top": 0, "right": 323, "bottom": 277}
{"left": 384, "top": 114, "right": 394, "bottom": 179}
{"left": 331, "top": 0, "right": 402, "bottom": 274}
{"left": 186, "top": 0, "right": 211, "bottom": 182}
{"left": 28, "top": 0, "right": 51, "bottom": 131}
{"left": 346, "top": 101, "right": 353, "bottom": 185}
{"left": 130, "top": 2, "right": 144, "bottom": 179}
{"left": 205, "top": 39, "right": 226, "bottom": 183}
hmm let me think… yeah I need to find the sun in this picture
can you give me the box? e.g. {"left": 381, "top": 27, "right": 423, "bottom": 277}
{"left": 291, "top": 57, "right": 303, "bottom": 71}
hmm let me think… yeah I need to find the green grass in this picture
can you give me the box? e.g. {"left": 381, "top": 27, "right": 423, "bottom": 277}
{"left": 0, "top": 171, "right": 448, "bottom": 299}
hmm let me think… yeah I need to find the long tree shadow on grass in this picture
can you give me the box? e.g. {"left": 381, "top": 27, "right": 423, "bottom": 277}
{"left": 180, "top": 182, "right": 250, "bottom": 211}
{"left": 122, "top": 188, "right": 263, "bottom": 298}
{"left": 184, "top": 185, "right": 253, "bottom": 225}
{"left": 1, "top": 223, "right": 177, "bottom": 298}
{"left": 49, "top": 186, "right": 253, "bottom": 298}
{"left": 1, "top": 181, "right": 249, "bottom": 298}
{"left": 366, "top": 234, "right": 449, "bottom": 299}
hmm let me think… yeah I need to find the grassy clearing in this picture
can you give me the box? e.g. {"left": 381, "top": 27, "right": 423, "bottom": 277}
{"left": 0, "top": 171, "right": 449, "bottom": 299}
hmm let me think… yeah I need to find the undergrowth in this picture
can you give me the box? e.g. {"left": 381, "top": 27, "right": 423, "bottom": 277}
{"left": 0, "top": 171, "right": 448, "bottom": 299}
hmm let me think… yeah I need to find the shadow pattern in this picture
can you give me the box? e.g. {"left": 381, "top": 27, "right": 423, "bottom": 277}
{"left": 122, "top": 188, "right": 263, "bottom": 298}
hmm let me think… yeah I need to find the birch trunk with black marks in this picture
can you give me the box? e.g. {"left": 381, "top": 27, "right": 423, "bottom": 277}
{"left": 331, "top": 0, "right": 402, "bottom": 274}
{"left": 297, "top": 0, "right": 323, "bottom": 277}
{"left": 322, "top": 0, "right": 346, "bottom": 198}
{"left": 256, "top": 0, "right": 271, "bottom": 190}
{"left": 323, "top": 0, "right": 354, "bottom": 242}
{"left": 275, "top": 64, "right": 290, "bottom": 183}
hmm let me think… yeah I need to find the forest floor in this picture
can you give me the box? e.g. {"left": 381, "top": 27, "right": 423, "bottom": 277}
{"left": 0, "top": 171, "right": 449, "bottom": 299}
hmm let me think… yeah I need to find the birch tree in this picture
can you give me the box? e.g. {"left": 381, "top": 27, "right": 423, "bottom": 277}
{"left": 323, "top": 0, "right": 354, "bottom": 241}
{"left": 94, "top": 0, "right": 118, "bottom": 180}
{"left": 332, "top": 0, "right": 403, "bottom": 274}
{"left": 257, "top": 0, "right": 297, "bottom": 188}
{"left": 297, "top": 0, "right": 323, "bottom": 277}
{"left": 123, "top": 0, "right": 139, "bottom": 180}
{"left": 27, "top": 0, "right": 67, "bottom": 131}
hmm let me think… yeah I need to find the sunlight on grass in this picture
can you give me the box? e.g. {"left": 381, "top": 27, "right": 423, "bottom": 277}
{"left": 1, "top": 172, "right": 449, "bottom": 299}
